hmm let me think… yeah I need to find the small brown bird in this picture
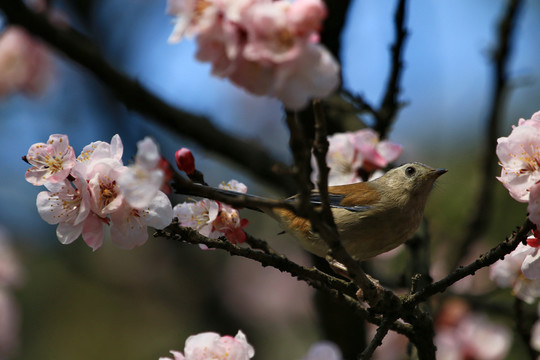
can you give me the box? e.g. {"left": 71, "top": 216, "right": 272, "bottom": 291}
{"left": 271, "top": 162, "right": 446, "bottom": 260}
{"left": 183, "top": 162, "right": 446, "bottom": 261}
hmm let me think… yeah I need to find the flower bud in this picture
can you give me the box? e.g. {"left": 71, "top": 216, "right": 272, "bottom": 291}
{"left": 175, "top": 148, "right": 195, "bottom": 175}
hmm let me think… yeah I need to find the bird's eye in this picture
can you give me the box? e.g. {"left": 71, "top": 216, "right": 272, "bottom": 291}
{"left": 405, "top": 166, "right": 416, "bottom": 176}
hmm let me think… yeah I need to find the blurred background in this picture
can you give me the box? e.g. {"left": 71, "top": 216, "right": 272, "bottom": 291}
{"left": 1, "top": 0, "right": 540, "bottom": 359}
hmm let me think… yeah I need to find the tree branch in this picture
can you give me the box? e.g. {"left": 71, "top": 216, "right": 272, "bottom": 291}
{"left": 374, "top": 0, "right": 408, "bottom": 139}
{"left": 405, "top": 218, "right": 533, "bottom": 306}
{"left": 155, "top": 224, "right": 416, "bottom": 338}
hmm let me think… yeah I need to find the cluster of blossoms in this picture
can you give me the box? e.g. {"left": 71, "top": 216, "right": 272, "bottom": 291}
{"left": 491, "top": 110, "right": 540, "bottom": 352}
{"left": 167, "top": 0, "right": 340, "bottom": 110}
{"left": 25, "top": 134, "right": 173, "bottom": 250}
{"left": 173, "top": 147, "right": 249, "bottom": 244}
{"left": 159, "top": 330, "right": 342, "bottom": 360}
{"left": 311, "top": 128, "right": 402, "bottom": 186}
{"left": 492, "top": 111, "right": 540, "bottom": 300}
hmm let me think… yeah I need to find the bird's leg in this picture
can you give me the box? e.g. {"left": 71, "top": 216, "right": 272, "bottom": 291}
{"left": 325, "top": 255, "right": 349, "bottom": 276}
{"left": 325, "top": 255, "right": 384, "bottom": 302}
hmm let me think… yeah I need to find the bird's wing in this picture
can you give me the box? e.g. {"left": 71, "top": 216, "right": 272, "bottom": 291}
{"left": 287, "top": 193, "right": 372, "bottom": 213}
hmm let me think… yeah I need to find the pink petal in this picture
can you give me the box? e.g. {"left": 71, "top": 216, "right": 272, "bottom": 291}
{"left": 377, "top": 141, "right": 403, "bottom": 163}
{"left": 522, "top": 249, "right": 540, "bottom": 280}
{"left": 81, "top": 213, "right": 106, "bottom": 251}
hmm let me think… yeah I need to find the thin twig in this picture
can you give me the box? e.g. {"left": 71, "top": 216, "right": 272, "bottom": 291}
{"left": 312, "top": 100, "right": 335, "bottom": 225}
{"left": 171, "top": 171, "right": 297, "bottom": 213}
{"left": 244, "top": 233, "right": 278, "bottom": 255}
{"left": 374, "top": 0, "right": 408, "bottom": 139}
{"left": 359, "top": 316, "right": 396, "bottom": 360}
{"left": 406, "top": 218, "right": 533, "bottom": 306}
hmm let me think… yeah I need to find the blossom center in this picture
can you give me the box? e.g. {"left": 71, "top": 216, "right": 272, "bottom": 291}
{"left": 99, "top": 179, "right": 118, "bottom": 206}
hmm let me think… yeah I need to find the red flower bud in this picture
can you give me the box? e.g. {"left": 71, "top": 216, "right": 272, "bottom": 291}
{"left": 175, "top": 148, "right": 195, "bottom": 175}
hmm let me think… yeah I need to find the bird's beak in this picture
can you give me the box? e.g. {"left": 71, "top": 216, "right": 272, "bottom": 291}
{"left": 434, "top": 168, "right": 448, "bottom": 177}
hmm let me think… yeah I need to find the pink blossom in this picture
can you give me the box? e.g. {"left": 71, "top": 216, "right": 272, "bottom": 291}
{"left": 0, "top": 27, "right": 53, "bottom": 97}
{"left": 520, "top": 233, "right": 540, "bottom": 279}
{"left": 160, "top": 330, "right": 254, "bottom": 360}
{"left": 351, "top": 129, "right": 402, "bottom": 170}
{"left": 212, "top": 205, "right": 249, "bottom": 244}
{"left": 288, "top": 0, "right": 327, "bottom": 37}
{"left": 167, "top": 0, "right": 219, "bottom": 42}
{"left": 496, "top": 118, "right": 540, "bottom": 203}
{"left": 118, "top": 137, "right": 165, "bottom": 209}
{"left": 74, "top": 134, "right": 123, "bottom": 178}
{"left": 36, "top": 177, "right": 91, "bottom": 245}
{"left": 174, "top": 180, "right": 249, "bottom": 243}
{"left": 174, "top": 199, "right": 221, "bottom": 238}
{"left": 80, "top": 212, "right": 107, "bottom": 251}
{"left": 490, "top": 242, "right": 540, "bottom": 303}
{"left": 25, "top": 134, "right": 75, "bottom": 186}
{"left": 218, "top": 180, "right": 248, "bottom": 193}
{"left": 311, "top": 129, "right": 402, "bottom": 186}
{"left": 242, "top": 1, "right": 305, "bottom": 64}
{"left": 110, "top": 191, "right": 173, "bottom": 249}
{"left": 86, "top": 159, "right": 127, "bottom": 217}
{"left": 517, "top": 110, "right": 540, "bottom": 130}
{"left": 268, "top": 42, "right": 340, "bottom": 110}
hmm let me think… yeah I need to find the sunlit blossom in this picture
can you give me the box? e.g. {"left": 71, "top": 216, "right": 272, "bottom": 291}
{"left": 118, "top": 137, "right": 166, "bottom": 209}
{"left": 25, "top": 134, "right": 75, "bottom": 186}
{"left": 36, "top": 176, "right": 91, "bottom": 245}
{"left": 219, "top": 179, "right": 248, "bottom": 194}
{"left": 174, "top": 180, "right": 249, "bottom": 243}
{"left": 110, "top": 191, "right": 173, "bottom": 249}
{"left": 174, "top": 199, "right": 221, "bottom": 238}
